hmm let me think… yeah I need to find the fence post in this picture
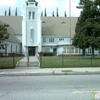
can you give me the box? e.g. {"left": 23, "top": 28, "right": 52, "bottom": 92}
{"left": 62, "top": 52, "right": 63, "bottom": 67}
{"left": 40, "top": 52, "right": 42, "bottom": 68}
{"left": 27, "top": 52, "right": 29, "bottom": 67}
{"left": 13, "top": 52, "right": 15, "bottom": 68}
{"left": 91, "top": 55, "right": 92, "bottom": 67}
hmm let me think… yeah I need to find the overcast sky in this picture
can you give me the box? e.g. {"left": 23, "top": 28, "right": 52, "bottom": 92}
{"left": 0, "top": 0, "right": 81, "bottom": 17}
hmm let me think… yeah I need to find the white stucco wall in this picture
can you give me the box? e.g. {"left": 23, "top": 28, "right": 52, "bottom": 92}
{"left": 22, "top": 1, "right": 42, "bottom": 55}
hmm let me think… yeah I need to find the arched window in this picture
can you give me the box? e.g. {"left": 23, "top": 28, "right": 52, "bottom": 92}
{"left": 30, "top": 28, "right": 34, "bottom": 42}
{"left": 29, "top": 12, "right": 35, "bottom": 20}
{"left": 29, "top": 12, "right": 31, "bottom": 20}
{"left": 32, "top": 12, "right": 35, "bottom": 20}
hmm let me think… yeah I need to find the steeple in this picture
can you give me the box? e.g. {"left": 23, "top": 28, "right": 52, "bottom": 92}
{"left": 22, "top": 0, "right": 42, "bottom": 56}
{"left": 26, "top": 0, "right": 38, "bottom": 6}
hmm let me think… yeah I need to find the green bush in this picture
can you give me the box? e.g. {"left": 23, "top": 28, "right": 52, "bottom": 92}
{"left": 39, "top": 52, "right": 53, "bottom": 56}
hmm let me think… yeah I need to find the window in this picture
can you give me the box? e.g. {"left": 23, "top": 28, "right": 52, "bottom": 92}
{"left": 67, "top": 46, "right": 74, "bottom": 53}
{"left": 67, "top": 47, "right": 70, "bottom": 53}
{"left": 59, "top": 38, "right": 64, "bottom": 41}
{"left": 11, "top": 45, "right": 13, "bottom": 53}
{"left": 49, "top": 38, "right": 51, "bottom": 42}
{"left": 88, "top": 48, "right": 91, "bottom": 54}
{"left": 90, "top": 49, "right": 92, "bottom": 54}
{"left": 75, "top": 48, "right": 78, "bottom": 53}
{"left": 79, "top": 49, "right": 82, "bottom": 54}
{"left": 30, "top": 3, "right": 34, "bottom": 5}
{"left": 43, "top": 38, "right": 46, "bottom": 42}
{"left": 29, "top": 12, "right": 31, "bottom": 20}
{"left": 16, "top": 45, "right": 17, "bottom": 54}
{"left": 30, "top": 29, "right": 34, "bottom": 42}
{"left": 71, "top": 47, "right": 74, "bottom": 53}
{"left": 26, "top": 3, "right": 28, "bottom": 6}
{"left": 31, "top": 29, "right": 33, "bottom": 38}
{"left": 29, "top": 12, "right": 35, "bottom": 20}
{"left": 49, "top": 38, "right": 54, "bottom": 42}
{"left": 45, "top": 48, "right": 50, "bottom": 52}
{"left": 32, "top": 12, "right": 35, "bottom": 20}
{"left": 63, "top": 47, "right": 66, "bottom": 53}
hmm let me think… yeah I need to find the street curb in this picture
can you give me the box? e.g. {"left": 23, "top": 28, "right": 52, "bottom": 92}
{"left": 0, "top": 73, "right": 53, "bottom": 76}
{"left": 65, "top": 72, "right": 100, "bottom": 75}
{"left": 0, "top": 71, "right": 100, "bottom": 76}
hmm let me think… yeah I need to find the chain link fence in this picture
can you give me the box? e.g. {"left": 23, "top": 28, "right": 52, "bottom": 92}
{"left": 39, "top": 52, "right": 100, "bottom": 68}
{"left": 1, "top": 52, "right": 100, "bottom": 68}
{"left": 0, "top": 52, "right": 24, "bottom": 69}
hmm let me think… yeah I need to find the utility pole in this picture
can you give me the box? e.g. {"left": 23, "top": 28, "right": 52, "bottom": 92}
{"left": 69, "top": 0, "right": 72, "bottom": 56}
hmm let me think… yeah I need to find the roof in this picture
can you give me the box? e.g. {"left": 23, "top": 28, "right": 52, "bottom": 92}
{"left": 41, "top": 17, "right": 78, "bottom": 37}
{"left": 0, "top": 16, "right": 78, "bottom": 37}
{"left": 0, "top": 16, "right": 22, "bottom": 35}
{"left": 0, "top": 20, "right": 21, "bottom": 43}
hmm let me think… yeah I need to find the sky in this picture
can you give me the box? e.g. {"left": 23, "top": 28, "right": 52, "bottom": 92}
{"left": 0, "top": 0, "right": 81, "bottom": 17}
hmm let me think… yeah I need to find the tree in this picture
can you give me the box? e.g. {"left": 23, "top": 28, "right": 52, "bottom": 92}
{"left": 41, "top": 11, "right": 43, "bottom": 16}
{"left": 0, "top": 24, "right": 10, "bottom": 49}
{"left": 56, "top": 7, "right": 59, "bottom": 17}
{"left": 64, "top": 11, "right": 67, "bottom": 17}
{"left": 72, "top": 0, "right": 100, "bottom": 58}
{"left": 52, "top": 11, "right": 54, "bottom": 17}
{"left": 8, "top": 7, "right": 11, "bottom": 16}
{"left": 44, "top": 8, "right": 47, "bottom": 16}
{"left": 15, "top": 7, "right": 17, "bottom": 16}
{"left": 5, "top": 10, "right": 7, "bottom": 16}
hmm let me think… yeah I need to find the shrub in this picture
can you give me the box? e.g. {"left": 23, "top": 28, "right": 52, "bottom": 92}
{"left": 39, "top": 52, "right": 53, "bottom": 56}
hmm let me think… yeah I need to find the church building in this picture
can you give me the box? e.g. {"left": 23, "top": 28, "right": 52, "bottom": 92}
{"left": 0, "top": 0, "right": 100, "bottom": 56}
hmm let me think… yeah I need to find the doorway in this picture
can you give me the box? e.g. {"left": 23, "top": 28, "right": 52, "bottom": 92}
{"left": 28, "top": 47, "right": 35, "bottom": 56}
{"left": 53, "top": 48, "right": 57, "bottom": 56}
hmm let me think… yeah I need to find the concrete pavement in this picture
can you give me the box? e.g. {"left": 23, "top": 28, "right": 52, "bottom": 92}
{"left": 16, "top": 56, "right": 40, "bottom": 67}
{"left": 0, "top": 67, "right": 100, "bottom": 76}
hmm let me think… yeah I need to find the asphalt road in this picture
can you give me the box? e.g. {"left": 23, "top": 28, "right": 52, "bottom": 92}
{"left": 0, "top": 75, "right": 100, "bottom": 100}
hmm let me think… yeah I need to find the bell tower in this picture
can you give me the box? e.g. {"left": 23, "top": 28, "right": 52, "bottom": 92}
{"left": 22, "top": 0, "right": 42, "bottom": 56}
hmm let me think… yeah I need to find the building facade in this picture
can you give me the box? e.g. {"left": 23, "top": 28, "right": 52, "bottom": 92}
{"left": 0, "top": 0, "right": 100, "bottom": 56}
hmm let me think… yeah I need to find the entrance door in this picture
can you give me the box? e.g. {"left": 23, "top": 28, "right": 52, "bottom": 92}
{"left": 53, "top": 48, "right": 57, "bottom": 56}
{"left": 28, "top": 47, "right": 35, "bottom": 56}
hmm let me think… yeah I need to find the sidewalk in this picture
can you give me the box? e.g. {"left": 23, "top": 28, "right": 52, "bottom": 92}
{"left": 17, "top": 56, "right": 40, "bottom": 67}
{"left": 0, "top": 67, "right": 100, "bottom": 76}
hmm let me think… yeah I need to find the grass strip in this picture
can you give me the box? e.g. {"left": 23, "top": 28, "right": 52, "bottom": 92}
{"left": 0, "top": 57, "right": 23, "bottom": 69}
{"left": 39, "top": 56, "right": 100, "bottom": 68}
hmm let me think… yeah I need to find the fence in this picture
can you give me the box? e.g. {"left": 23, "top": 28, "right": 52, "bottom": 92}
{"left": 1, "top": 52, "right": 100, "bottom": 68}
{"left": 39, "top": 52, "right": 100, "bottom": 68}
{"left": 0, "top": 52, "right": 24, "bottom": 69}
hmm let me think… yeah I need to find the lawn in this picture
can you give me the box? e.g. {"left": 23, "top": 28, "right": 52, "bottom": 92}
{"left": 0, "top": 57, "right": 23, "bottom": 69}
{"left": 39, "top": 56, "right": 100, "bottom": 68}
